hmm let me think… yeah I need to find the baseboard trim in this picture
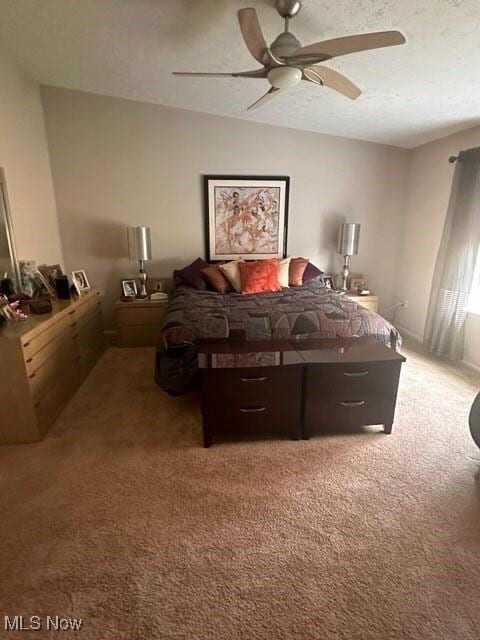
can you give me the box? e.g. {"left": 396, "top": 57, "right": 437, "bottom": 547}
{"left": 462, "top": 359, "right": 480, "bottom": 374}
{"left": 396, "top": 325, "right": 480, "bottom": 374}
{"left": 396, "top": 325, "right": 423, "bottom": 344}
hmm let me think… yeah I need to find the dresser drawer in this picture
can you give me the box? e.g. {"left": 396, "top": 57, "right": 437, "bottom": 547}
{"left": 22, "top": 312, "right": 74, "bottom": 361}
{"left": 28, "top": 338, "right": 80, "bottom": 401}
{"left": 75, "top": 294, "right": 101, "bottom": 322}
{"left": 34, "top": 362, "right": 80, "bottom": 436}
{"left": 74, "top": 299, "right": 101, "bottom": 331}
{"left": 25, "top": 329, "right": 78, "bottom": 376}
{"left": 78, "top": 334, "right": 105, "bottom": 382}
{"left": 75, "top": 310, "right": 103, "bottom": 351}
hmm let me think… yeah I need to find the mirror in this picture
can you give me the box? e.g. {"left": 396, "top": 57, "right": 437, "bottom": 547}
{"left": 0, "top": 168, "right": 21, "bottom": 290}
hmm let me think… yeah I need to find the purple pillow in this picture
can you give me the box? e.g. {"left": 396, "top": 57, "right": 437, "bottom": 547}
{"left": 303, "top": 262, "right": 324, "bottom": 284}
{"left": 178, "top": 258, "right": 208, "bottom": 290}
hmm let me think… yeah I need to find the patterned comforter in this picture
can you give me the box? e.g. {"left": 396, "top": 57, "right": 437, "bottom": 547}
{"left": 161, "top": 280, "right": 401, "bottom": 349}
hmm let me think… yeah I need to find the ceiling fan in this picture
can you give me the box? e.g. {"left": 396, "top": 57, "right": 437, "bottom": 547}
{"left": 173, "top": 0, "right": 406, "bottom": 110}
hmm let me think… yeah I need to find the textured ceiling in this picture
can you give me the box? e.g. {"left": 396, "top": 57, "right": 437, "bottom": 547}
{"left": 0, "top": 0, "right": 479, "bottom": 148}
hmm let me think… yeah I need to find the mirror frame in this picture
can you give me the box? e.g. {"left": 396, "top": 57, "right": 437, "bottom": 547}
{"left": 0, "top": 167, "right": 21, "bottom": 290}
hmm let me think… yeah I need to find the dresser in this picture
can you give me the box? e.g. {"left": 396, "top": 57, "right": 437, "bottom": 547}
{"left": 0, "top": 290, "right": 104, "bottom": 444}
{"left": 198, "top": 338, "right": 405, "bottom": 447}
{"left": 115, "top": 297, "right": 169, "bottom": 347}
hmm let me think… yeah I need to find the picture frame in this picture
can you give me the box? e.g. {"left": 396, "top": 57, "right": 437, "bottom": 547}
{"left": 32, "top": 270, "right": 56, "bottom": 298}
{"left": 38, "top": 264, "right": 64, "bottom": 289}
{"left": 204, "top": 175, "right": 290, "bottom": 261}
{"left": 350, "top": 277, "right": 367, "bottom": 293}
{"left": 72, "top": 270, "right": 90, "bottom": 296}
{"left": 322, "top": 274, "right": 336, "bottom": 290}
{"left": 122, "top": 279, "right": 138, "bottom": 298}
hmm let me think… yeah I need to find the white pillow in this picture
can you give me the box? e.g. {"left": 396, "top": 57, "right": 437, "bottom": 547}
{"left": 277, "top": 258, "right": 291, "bottom": 288}
{"left": 219, "top": 260, "right": 243, "bottom": 293}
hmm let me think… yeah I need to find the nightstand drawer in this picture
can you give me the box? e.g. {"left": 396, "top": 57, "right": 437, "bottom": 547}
{"left": 347, "top": 295, "right": 378, "bottom": 313}
{"left": 117, "top": 306, "right": 167, "bottom": 326}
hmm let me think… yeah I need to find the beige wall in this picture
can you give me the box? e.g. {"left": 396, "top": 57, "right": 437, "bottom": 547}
{"left": 394, "top": 125, "right": 480, "bottom": 369}
{"left": 41, "top": 87, "right": 409, "bottom": 328}
{"left": 0, "top": 50, "right": 63, "bottom": 267}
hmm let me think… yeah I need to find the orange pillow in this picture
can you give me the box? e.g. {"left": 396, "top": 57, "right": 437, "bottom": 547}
{"left": 289, "top": 257, "right": 309, "bottom": 286}
{"left": 239, "top": 259, "right": 281, "bottom": 294}
{"left": 201, "top": 265, "right": 232, "bottom": 293}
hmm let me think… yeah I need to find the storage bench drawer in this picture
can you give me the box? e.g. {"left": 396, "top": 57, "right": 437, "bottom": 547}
{"left": 201, "top": 365, "right": 303, "bottom": 443}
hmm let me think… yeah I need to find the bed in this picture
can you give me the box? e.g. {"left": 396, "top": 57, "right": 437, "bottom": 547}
{"left": 156, "top": 279, "right": 401, "bottom": 394}
{"left": 161, "top": 279, "right": 401, "bottom": 347}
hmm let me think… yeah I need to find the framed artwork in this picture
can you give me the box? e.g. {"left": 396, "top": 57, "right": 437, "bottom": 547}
{"left": 72, "top": 270, "right": 90, "bottom": 296}
{"left": 204, "top": 175, "right": 290, "bottom": 261}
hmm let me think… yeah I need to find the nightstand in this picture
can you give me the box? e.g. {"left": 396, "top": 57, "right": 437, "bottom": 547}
{"left": 115, "top": 297, "right": 169, "bottom": 347}
{"left": 346, "top": 294, "right": 378, "bottom": 313}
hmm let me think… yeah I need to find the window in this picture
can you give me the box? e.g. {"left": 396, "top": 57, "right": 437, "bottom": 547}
{"left": 468, "top": 248, "right": 480, "bottom": 314}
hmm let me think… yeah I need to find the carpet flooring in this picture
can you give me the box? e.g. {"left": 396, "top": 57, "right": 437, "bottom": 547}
{"left": 0, "top": 344, "right": 479, "bottom": 640}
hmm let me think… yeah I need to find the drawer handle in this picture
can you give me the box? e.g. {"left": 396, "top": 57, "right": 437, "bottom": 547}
{"left": 29, "top": 373, "right": 36, "bottom": 379}
{"left": 340, "top": 400, "right": 365, "bottom": 407}
{"left": 240, "top": 376, "right": 268, "bottom": 383}
{"left": 344, "top": 371, "right": 369, "bottom": 378}
{"left": 240, "top": 406, "right": 266, "bottom": 414}
{"left": 70, "top": 321, "right": 77, "bottom": 327}
{"left": 26, "top": 357, "right": 33, "bottom": 363}
{"left": 68, "top": 310, "right": 75, "bottom": 315}
{"left": 23, "top": 342, "right": 30, "bottom": 348}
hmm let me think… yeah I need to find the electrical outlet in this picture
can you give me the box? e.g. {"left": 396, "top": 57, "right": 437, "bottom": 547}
{"left": 153, "top": 280, "right": 164, "bottom": 292}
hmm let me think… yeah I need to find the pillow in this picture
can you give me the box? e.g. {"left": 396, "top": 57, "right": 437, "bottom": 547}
{"left": 277, "top": 258, "right": 291, "bottom": 288}
{"left": 303, "top": 261, "right": 324, "bottom": 283}
{"left": 289, "top": 258, "right": 309, "bottom": 286}
{"left": 239, "top": 259, "right": 281, "bottom": 295}
{"left": 219, "top": 260, "right": 243, "bottom": 293}
{"left": 178, "top": 258, "right": 208, "bottom": 290}
{"left": 201, "top": 265, "right": 232, "bottom": 294}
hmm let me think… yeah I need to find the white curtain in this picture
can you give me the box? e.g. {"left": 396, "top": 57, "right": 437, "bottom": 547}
{"left": 424, "top": 147, "right": 480, "bottom": 360}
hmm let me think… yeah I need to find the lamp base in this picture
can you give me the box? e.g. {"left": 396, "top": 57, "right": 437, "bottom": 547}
{"left": 138, "top": 261, "right": 149, "bottom": 298}
{"left": 340, "top": 255, "right": 350, "bottom": 291}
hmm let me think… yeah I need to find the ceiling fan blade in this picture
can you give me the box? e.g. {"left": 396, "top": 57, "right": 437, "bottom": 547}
{"left": 247, "top": 87, "right": 281, "bottom": 111}
{"left": 173, "top": 69, "right": 267, "bottom": 79}
{"left": 238, "top": 8, "right": 268, "bottom": 64}
{"left": 289, "top": 30, "right": 406, "bottom": 62}
{"left": 303, "top": 66, "right": 361, "bottom": 100}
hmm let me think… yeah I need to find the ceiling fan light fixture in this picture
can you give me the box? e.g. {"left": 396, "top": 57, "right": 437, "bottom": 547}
{"left": 267, "top": 66, "right": 302, "bottom": 89}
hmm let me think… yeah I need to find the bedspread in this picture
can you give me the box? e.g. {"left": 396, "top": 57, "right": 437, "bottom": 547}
{"left": 161, "top": 280, "right": 401, "bottom": 349}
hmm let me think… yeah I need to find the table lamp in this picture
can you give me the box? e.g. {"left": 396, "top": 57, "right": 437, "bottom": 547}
{"left": 338, "top": 223, "right": 360, "bottom": 291}
{"left": 127, "top": 226, "right": 152, "bottom": 298}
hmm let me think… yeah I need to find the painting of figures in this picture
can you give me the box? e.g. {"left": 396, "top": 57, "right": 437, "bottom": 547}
{"left": 204, "top": 176, "right": 289, "bottom": 261}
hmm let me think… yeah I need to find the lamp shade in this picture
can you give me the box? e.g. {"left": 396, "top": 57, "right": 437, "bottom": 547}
{"left": 338, "top": 223, "right": 360, "bottom": 256}
{"left": 127, "top": 226, "right": 151, "bottom": 261}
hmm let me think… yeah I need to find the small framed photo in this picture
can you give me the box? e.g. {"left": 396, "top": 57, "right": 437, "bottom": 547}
{"left": 350, "top": 277, "right": 367, "bottom": 293}
{"left": 122, "top": 279, "right": 137, "bottom": 298}
{"left": 72, "top": 270, "right": 90, "bottom": 296}
{"left": 322, "top": 274, "right": 336, "bottom": 290}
